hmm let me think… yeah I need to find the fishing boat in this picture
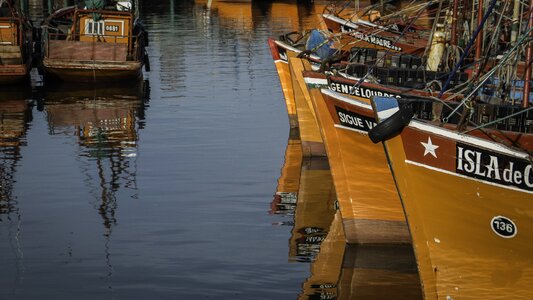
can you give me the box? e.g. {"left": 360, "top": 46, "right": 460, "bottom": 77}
{"left": 303, "top": 71, "right": 411, "bottom": 244}
{"left": 369, "top": 93, "right": 533, "bottom": 299}
{"left": 320, "top": 0, "right": 433, "bottom": 54}
{"left": 363, "top": 0, "right": 533, "bottom": 296}
{"left": 0, "top": 0, "right": 33, "bottom": 84}
{"left": 268, "top": 34, "right": 322, "bottom": 128}
{"left": 39, "top": 0, "right": 149, "bottom": 82}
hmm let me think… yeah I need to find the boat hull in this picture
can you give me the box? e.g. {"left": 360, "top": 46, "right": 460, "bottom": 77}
{"left": 304, "top": 73, "right": 409, "bottom": 244}
{"left": 289, "top": 57, "right": 326, "bottom": 157}
{"left": 42, "top": 59, "right": 142, "bottom": 82}
{"left": 268, "top": 38, "right": 298, "bottom": 128}
{"left": 373, "top": 98, "right": 533, "bottom": 299}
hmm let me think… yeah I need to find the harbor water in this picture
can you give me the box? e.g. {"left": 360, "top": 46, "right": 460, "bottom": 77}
{"left": 0, "top": 1, "right": 421, "bottom": 299}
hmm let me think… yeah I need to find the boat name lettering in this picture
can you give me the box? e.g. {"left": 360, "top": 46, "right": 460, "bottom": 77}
{"left": 335, "top": 106, "right": 376, "bottom": 132}
{"left": 105, "top": 24, "right": 120, "bottom": 32}
{"left": 456, "top": 143, "right": 533, "bottom": 191}
{"left": 329, "top": 81, "right": 401, "bottom": 99}
{"left": 346, "top": 30, "right": 402, "bottom": 52}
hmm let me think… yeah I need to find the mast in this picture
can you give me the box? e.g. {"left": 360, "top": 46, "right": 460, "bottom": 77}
{"left": 523, "top": 0, "right": 532, "bottom": 108}
{"left": 475, "top": 0, "right": 484, "bottom": 74}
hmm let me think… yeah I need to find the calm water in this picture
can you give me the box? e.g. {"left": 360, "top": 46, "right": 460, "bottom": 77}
{"left": 0, "top": 1, "right": 420, "bottom": 299}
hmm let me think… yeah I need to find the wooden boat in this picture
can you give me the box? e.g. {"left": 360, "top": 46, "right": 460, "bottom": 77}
{"left": 0, "top": 0, "right": 33, "bottom": 84}
{"left": 40, "top": 0, "right": 149, "bottom": 82}
{"left": 370, "top": 95, "right": 533, "bottom": 299}
{"left": 320, "top": 2, "right": 431, "bottom": 54}
{"left": 303, "top": 68, "right": 410, "bottom": 244}
{"left": 289, "top": 56, "right": 328, "bottom": 156}
{"left": 268, "top": 35, "right": 322, "bottom": 128}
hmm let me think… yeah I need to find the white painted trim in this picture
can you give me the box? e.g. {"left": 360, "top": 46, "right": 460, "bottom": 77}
{"left": 409, "top": 121, "right": 531, "bottom": 159}
{"left": 273, "top": 40, "right": 321, "bottom": 61}
{"left": 405, "top": 160, "right": 533, "bottom": 195}
{"left": 322, "top": 13, "right": 391, "bottom": 31}
{"left": 334, "top": 124, "right": 369, "bottom": 135}
{"left": 321, "top": 88, "right": 372, "bottom": 109}
{"left": 304, "top": 77, "right": 328, "bottom": 85}
{"left": 322, "top": 14, "right": 359, "bottom": 29}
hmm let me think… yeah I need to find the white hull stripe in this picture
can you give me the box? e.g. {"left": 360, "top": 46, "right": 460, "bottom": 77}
{"left": 334, "top": 124, "right": 369, "bottom": 135}
{"left": 410, "top": 120, "right": 530, "bottom": 159}
{"left": 405, "top": 159, "right": 533, "bottom": 195}
{"left": 274, "top": 59, "right": 288, "bottom": 64}
{"left": 321, "top": 89, "right": 372, "bottom": 110}
{"left": 273, "top": 40, "right": 321, "bottom": 61}
{"left": 304, "top": 77, "right": 328, "bottom": 85}
{"left": 322, "top": 13, "right": 389, "bottom": 31}
{"left": 322, "top": 14, "right": 358, "bottom": 29}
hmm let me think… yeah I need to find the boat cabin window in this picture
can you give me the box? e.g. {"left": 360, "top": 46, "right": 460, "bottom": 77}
{"left": 85, "top": 19, "right": 104, "bottom": 35}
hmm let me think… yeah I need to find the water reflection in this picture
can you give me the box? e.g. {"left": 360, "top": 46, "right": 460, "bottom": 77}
{"left": 0, "top": 86, "right": 32, "bottom": 289}
{"left": 274, "top": 130, "right": 423, "bottom": 299}
{"left": 0, "top": 87, "right": 32, "bottom": 220}
{"left": 40, "top": 81, "right": 150, "bottom": 233}
{"left": 290, "top": 155, "right": 336, "bottom": 263}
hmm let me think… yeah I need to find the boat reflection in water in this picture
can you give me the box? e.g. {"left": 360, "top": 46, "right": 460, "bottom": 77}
{"left": 273, "top": 132, "right": 422, "bottom": 299}
{"left": 0, "top": 86, "right": 32, "bottom": 284}
{"left": 271, "top": 128, "right": 302, "bottom": 219}
{"left": 0, "top": 86, "right": 32, "bottom": 220}
{"left": 197, "top": 0, "right": 327, "bottom": 32}
{"left": 40, "top": 80, "right": 149, "bottom": 232}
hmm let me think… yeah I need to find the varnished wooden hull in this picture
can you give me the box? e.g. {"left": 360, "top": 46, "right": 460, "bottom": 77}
{"left": 289, "top": 56, "right": 326, "bottom": 156}
{"left": 268, "top": 38, "right": 298, "bottom": 128}
{"left": 267, "top": 38, "right": 322, "bottom": 129}
{"left": 373, "top": 98, "right": 533, "bottom": 299}
{"left": 42, "top": 59, "right": 142, "bottom": 82}
{"left": 304, "top": 74, "right": 409, "bottom": 244}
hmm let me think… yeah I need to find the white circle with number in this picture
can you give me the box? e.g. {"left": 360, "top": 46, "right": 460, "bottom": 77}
{"left": 491, "top": 216, "right": 517, "bottom": 238}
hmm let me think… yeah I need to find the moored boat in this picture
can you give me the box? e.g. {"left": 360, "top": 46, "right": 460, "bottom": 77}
{"left": 268, "top": 34, "right": 322, "bottom": 128}
{"left": 0, "top": 0, "right": 33, "bottom": 84}
{"left": 39, "top": 0, "right": 149, "bottom": 82}
{"left": 303, "top": 68, "right": 411, "bottom": 244}
{"left": 370, "top": 95, "right": 533, "bottom": 299}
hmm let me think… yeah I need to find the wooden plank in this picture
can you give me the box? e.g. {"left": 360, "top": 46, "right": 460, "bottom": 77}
{"left": 48, "top": 40, "right": 128, "bottom": 61}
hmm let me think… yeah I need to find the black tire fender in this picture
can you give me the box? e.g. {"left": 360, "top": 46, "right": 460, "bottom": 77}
{"left": 368, "top": 106, "right": 414, "bottom": 143}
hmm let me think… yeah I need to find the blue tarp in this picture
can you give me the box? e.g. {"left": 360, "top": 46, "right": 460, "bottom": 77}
{"left": 305, "top": 30, "right": 335, "bottom": 60}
